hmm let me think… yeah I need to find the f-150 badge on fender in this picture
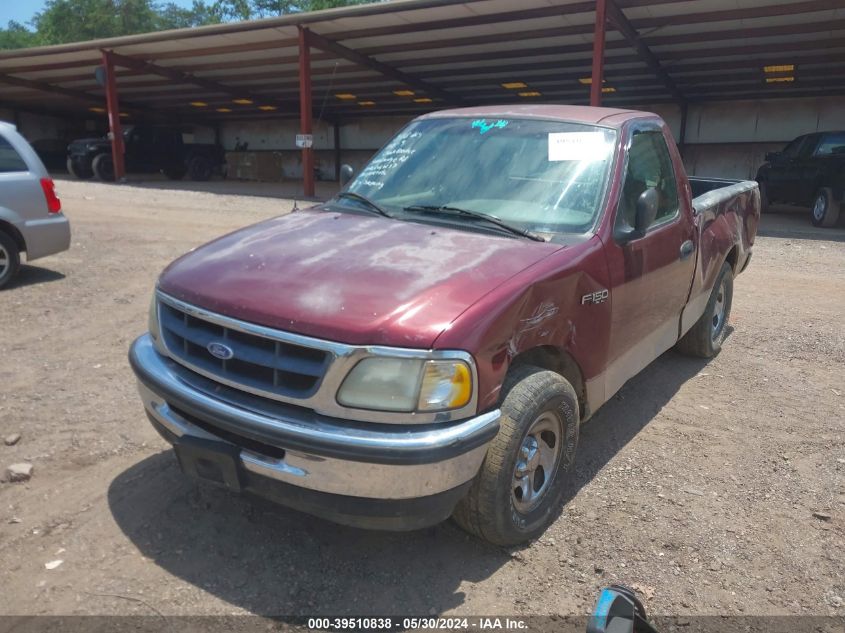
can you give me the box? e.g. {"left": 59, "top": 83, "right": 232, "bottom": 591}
{"left": 582, "top": 289, "right": 609, "bottom": 305}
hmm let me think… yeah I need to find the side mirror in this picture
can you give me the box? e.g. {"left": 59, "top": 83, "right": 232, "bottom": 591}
{"left": 634, "top": 187, "right": 659, "bottom": 234}
{"left": 339, "top": 164, "right": 354, "bottom": 186}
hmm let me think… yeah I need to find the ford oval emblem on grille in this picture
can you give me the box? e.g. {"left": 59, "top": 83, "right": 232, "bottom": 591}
{"left": 207, "top": 342, "right": 234, "bottom": 360}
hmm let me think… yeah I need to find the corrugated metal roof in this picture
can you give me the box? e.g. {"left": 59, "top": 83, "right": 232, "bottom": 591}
{"left": 0, "top": 0, "right": 843, "bottom": 123}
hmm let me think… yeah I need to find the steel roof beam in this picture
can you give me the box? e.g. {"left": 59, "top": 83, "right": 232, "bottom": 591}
{"left": 304, "top": 28, "right": 462, "bottom": 106}
{"left": 605, "top": 0, "right": 684, "bottom": 104}
{"left": 0, "top": 72, "right": 105, "bottom": 105}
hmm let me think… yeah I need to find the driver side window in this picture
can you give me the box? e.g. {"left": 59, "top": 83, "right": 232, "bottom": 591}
{"left": 616, "top": 130, "right": 679, "bottom": 231}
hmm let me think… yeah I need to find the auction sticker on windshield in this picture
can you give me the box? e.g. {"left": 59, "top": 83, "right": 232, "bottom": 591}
{"left": 548, "top": 131, "right": 610, "bottom": 161}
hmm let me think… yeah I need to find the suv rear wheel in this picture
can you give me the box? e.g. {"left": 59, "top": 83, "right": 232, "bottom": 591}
{"left": 811, "top": 187, "right": 841, "bottom": 228}
{"left": 0, "top": 231, "right": 21, "bottom": 289}
{"left": 452, "top": 365, "right": 579, "bottom": 546}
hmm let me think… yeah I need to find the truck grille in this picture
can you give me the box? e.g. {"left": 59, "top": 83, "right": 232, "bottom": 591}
{"left": 158, "top": 300, "right": 330, "bottom": 399}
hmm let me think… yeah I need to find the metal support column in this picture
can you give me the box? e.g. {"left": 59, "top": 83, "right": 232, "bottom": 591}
{"left": 590, "top": 0, "right": 608, "bottom": 107}
{"left": 101, "top": 50, "right": 125, "bottom": 181}
{"left": 298, "top": 26, "right": 315, "bottom": 198}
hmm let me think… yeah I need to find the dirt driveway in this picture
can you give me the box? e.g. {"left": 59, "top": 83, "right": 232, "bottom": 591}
{"left": 0, "top": 179, "right": 843, "bottom": 618}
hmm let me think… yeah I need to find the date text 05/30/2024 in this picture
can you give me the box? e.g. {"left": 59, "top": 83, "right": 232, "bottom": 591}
{"left": 306, "top": 618, "right": 529, "bottom": 631}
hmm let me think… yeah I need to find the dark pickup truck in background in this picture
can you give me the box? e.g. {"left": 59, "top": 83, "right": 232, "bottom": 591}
{"left": 756, "top": 130, "right": 845, "bottom": 227}
{"left": 67, "top": 125, "right": 226, "bottom": 182}
{"left": 130, "top": 105, "right": 759, "bottom": 545}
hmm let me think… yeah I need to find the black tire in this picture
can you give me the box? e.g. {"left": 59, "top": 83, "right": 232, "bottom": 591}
{"left": 92, "top": 153, "right": 115, "bottom": 182}
{"left": 810, "top": 187, "right": 841, "bottom": 228}
{"left": 452, "top": 365, "right": 579, "bottom": 546}
{"left": 187, "top": 156, "right": 213, "bottom": 181}
{"left": 676, "top": 262, "right": 733, "bottom": 358}
{"left": 164, "top": 167, "right": 186, "bottom": 180}
{"left": 758, "top": 181, "right": 770, "bottom": 214}
{"left": 0, "top": 231, "right": 21, "bottom": 290}
{"left": 66, "top": 157, "right": 92, "bottom": 179}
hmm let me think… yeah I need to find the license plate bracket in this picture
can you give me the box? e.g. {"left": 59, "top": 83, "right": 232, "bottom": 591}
{"left": 175, "top": 435, "right": 242, "bottom": 493}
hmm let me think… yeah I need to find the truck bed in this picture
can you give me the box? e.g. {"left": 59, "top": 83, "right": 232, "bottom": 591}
{"left": 689, "top": 176, "right": 759, "bottom": 215}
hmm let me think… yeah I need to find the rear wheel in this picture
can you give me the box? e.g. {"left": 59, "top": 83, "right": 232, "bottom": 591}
{"left": 187, "top": 156, "right": 213, "bottom": 181}
{"left": 810, "top": 187, "right": 841, "bottom": 228}
{"left": 92, "top": 153, "right": 115, "bottom": 182}
{"left": 452, "top": 365, "right": 579, "bottom": 546}
{"left": 66, "top": 157, "right": 92, "bottom": 179}
{"left": 676, "top": 262, "right": 733, "bottom": 358}
{"left": 0, "top": 231, "right": 21, "bottom": 290}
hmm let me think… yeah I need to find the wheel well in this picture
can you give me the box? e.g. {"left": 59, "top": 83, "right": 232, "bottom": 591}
{"left": 0, "top": 220, "right": 26, "bottom": 253}
{"left": 725, "top": 246, "right": 738, "bottom": 273}
{"left": 509, "top": 346, "right": 586, "bottom": 416}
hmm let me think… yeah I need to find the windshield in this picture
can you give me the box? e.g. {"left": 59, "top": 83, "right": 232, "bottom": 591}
{"left": 343, "top": 117, "right": 617, "bottom": 235}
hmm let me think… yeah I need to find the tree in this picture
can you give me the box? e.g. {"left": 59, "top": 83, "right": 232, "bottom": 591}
{"left": 0, "top": 0, "right": 376, "bottom": 50}
{"left": 0, "top": 21, "right": 41, "bottom": 49}
{"left": 158, "top": 1, "right": 224, "bottom": 29}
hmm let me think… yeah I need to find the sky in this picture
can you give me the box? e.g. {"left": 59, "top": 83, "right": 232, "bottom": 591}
{"left": 1, "top": 0, "right": 199, "bottom": 26}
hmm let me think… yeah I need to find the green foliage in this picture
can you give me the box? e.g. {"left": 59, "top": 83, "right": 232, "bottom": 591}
{"left": 0, "top": 21, "right": 41, "bottom": 49}
{"left": 0, "top": 0, "right": 376, "bottom": 49}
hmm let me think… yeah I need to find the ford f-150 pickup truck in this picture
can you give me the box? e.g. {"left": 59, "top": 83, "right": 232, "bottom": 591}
{"left": 129, "top": 105, "right": 759, "bottom": 545}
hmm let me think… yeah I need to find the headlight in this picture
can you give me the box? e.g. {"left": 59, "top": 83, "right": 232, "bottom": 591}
{"left": 337, "top": 357, "right": 473, "bottom": 413}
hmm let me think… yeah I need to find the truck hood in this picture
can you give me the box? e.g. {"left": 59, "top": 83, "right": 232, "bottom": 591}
{"left": 158, "top": 209, "right": 563, "bottom": 347}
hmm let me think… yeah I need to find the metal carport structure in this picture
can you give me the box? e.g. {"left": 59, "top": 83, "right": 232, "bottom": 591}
{"left": 0, "top": 0, "right": 843, "bottom": 195}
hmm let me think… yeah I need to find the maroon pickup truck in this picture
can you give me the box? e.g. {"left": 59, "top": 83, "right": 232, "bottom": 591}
{"left": 130, "top": 105, "right": 759, "bottom": 545}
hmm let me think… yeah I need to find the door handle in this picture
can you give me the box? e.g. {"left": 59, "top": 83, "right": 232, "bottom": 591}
{"left": 680, "top": 240, "right": 695, "bottom": 260}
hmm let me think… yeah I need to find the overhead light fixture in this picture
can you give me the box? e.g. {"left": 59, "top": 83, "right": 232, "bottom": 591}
{"left": 579, "top": 78, "right": 608, "bottom": 85}
{"left": 763, "top": 64, "right": 794, "bottom": 73}
{"left": 393, "top": 89, "right": 415, "bottom": 97}
{"left": 335, "top": 93, "right": 356, "bottom": 100}
{"left": 358, "top": 100, "right": 376, "bottom": 106}
{"left": 413, "top": 97, "right": 433, "bottom": 103}
{"left": 766, "top": 76, "right": 795, "bottom": 83}
{"left": 518, "top": 91, "right": 542, "bottom": 97}
{"left": 189, "top": 101, "right": 208, "bottom": 107}
{"left": 602, "top": 86, "right": 616, "bottom": 93}
{"left": 216, "top": 107, "right": 233, "bottom": 113}
{"left": 501, "top": 82, "right": 528, "bottom": 89}
{"left": 88, "top": 106, "right": 106, "bottom": 113}
{"left": 118, "top": 112, "right": 129, "bottom": 117}
{"left": 258, "top": 105, "right": 277, "bottom": 111}
{"left": 232, "top": 98, "right": 253, "bottom": 105}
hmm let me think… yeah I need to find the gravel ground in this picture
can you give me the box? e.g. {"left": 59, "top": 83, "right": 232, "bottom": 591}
{"left": 0, "top": 179, "right": 843, "bottom": 618}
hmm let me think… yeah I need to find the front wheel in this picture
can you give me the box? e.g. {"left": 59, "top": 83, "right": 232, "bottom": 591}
{"left": 676, "top": 262, "right": 733, "bottom": 358}
{"left": 811, "top": 187, "right": 841, "bottom": 228}
{"left": 92, "top": 153, "right": 115, "bottom": 182}
{"left": 452, "top": 365, "right": 579, "bottom": 546}
{"left": 66, "top": 157, "right": 92, "bottom": 179}
{"left": 187, "top": 156, "right": 213, "bottom": 181}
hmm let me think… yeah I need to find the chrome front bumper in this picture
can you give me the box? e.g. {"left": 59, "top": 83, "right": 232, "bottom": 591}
{"left": 130, "top": 334, "right": 500, "bottom": 506}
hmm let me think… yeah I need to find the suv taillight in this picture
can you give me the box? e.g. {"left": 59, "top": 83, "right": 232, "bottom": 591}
{"left": 40, "top": 178, "right": 61, "bottom": 214}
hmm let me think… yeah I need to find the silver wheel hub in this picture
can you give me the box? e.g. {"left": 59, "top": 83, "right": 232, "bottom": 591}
{"left": 512, "top": 411, "right": 563, "bottom": 513}
{"left": 711, "top": 278, "right": 727, "bottom": 340}
{"left": 0, "top": 245, "right": 8, "bottom": 276}
{"left": 813, "top": 195, "right": 826, "bottom": 220}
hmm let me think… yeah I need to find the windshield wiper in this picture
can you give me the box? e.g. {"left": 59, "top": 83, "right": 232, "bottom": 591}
{"left": 335, "top": 191, "right": 392, "bottom": 218}
{"left": 403, "top": 204, "right": 545, "bottom": 242}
